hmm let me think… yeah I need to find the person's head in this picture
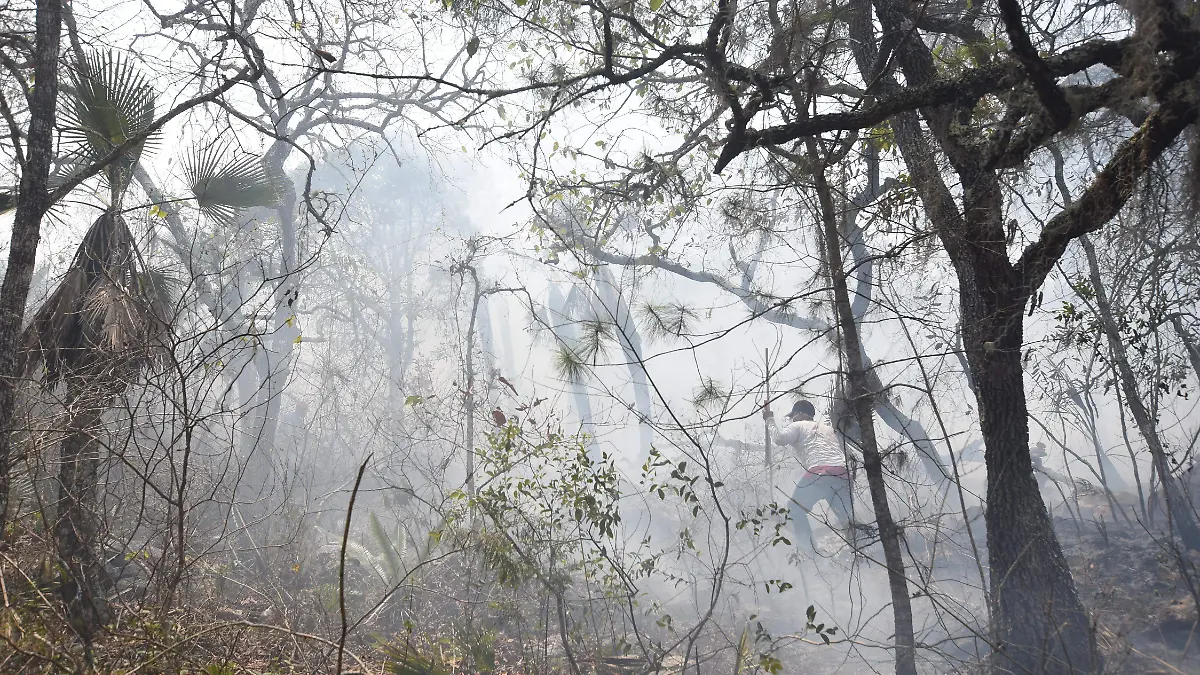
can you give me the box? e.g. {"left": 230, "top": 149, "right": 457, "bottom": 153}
{"left": 787, "top": 399, "right": 816, "bottom": 421}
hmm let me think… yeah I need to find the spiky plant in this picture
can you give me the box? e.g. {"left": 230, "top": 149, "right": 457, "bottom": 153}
{"left": 691, "top": 377, "right": 729, "bottom": 410}
{"left": 58, "top": 51, "right": 155, "bottom": 203}
{"left": 635, "top": 301, "right": 697, "bottom": 342}
{"left": 183, "top": 143, "right": 282, "bottom": 226}
{"left": 21, "top": 51, "right": 278, "bottom": 637}
{"left": 553, "top": 344, "right": 588, "bottom": 383}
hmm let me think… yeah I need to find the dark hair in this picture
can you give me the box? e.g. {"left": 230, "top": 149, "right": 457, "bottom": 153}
{"left": 789, "top": 400, "right": 816, "bottom": 419}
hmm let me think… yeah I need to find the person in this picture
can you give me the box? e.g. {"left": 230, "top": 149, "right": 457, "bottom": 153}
{"left": 1030, "top": 442, "right": 1074, "bottom": 510}
{"left": 763, "top": 399, "right": 855, "bottom": 552}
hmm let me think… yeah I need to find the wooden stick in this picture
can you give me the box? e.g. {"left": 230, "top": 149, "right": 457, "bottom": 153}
{"left": 337, "top": 455, "right": 372, "bottom": 674}
{"left": 765, "top": 348, "right": 773, "bottom": 490}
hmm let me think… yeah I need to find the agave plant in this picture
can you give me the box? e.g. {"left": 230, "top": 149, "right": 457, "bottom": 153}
{"left": 21, "top": 51, "right": 279, "bottom": 637}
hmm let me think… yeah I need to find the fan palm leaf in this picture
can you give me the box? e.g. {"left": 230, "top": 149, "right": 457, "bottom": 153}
{"left": 183, "top": 143, "right": 281, "bottom": 226}
{"left": 59, "top": 51, "right": 156, "bottom": 198}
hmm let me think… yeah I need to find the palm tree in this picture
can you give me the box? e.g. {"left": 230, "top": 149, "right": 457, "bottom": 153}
{"left": 21, "top": 51, "right": 279, "bottom": 639}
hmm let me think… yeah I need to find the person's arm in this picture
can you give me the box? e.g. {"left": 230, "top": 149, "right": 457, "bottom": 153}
{"left": 773, "top": 419, "right": 801, "bottom": 447}
{"left": 1034, "top": 464, "right": 1069, "bottom": 484}
{"left": 763, "top": 408, "right": 788, "bottom": 444}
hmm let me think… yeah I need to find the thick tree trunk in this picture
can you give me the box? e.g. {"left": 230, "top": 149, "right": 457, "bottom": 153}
{"left": 812, "top": 147, "right": 917, "bottom": 675}
{"left": 963, "top": 298, "right": 1097, "bottom": 673}
{"left": 55, "top": 380, "right": 109, "bottom": 641}
{"left": 1081, "top": 235, "right": 1200, "bottom": 550}
{"left": 0, "top": 0, "right": 63, "bottom": 526}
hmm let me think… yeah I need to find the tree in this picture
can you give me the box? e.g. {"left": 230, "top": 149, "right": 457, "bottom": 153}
{"left": 336, "top": 0, "right": 1200, "bottom": 669}
{"left": 1049, "top": 138, "right": 1200, "bottom": 544}
{"left": 0, "top": 0, "right": 63, "bottom": 527}
{"left": 0, "top": 1, "right": 264, "bottom": 530}
{"left": 20, "top": 52, "right": 278, "bottom": 637}
{"left": 808, "top": 140, "right": 916, "bottom": 675}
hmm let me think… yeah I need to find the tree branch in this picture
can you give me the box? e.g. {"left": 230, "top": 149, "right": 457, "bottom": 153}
{"left": 714, "top": 37, "right": 1131, "bottom": 172}
{"left": 996, "top": 0, "right": 1072, "bottom": 129}
{"left": 1018, "top": 77, "right": 1200, "bottom": 293}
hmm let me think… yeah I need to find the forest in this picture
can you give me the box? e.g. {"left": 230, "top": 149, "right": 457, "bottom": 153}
{"left": 0, "top": 0, "right": 1198, "bottom": 672}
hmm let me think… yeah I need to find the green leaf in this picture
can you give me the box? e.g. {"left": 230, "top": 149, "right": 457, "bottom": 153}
{"left": 60, "top": 51, "right": 156, "bottom": 195}
{"left": 368, "top": 511, "right": 404, "bottom": 583}
{"left": 183, "top": 143, "right": 281, "bottom": 226}
{"left": 405, "top": 395, "right": 424, "bottom": 407}
{"left": 380, "top": 642, "right": 452, "bottom": 675}
{"left": 649, "top": 0, "right": 663, "bottom": 10}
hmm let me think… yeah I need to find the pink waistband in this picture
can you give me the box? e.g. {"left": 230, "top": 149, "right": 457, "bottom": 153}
{"left": 805, "top": 465, "right": 848, "bottom": 477}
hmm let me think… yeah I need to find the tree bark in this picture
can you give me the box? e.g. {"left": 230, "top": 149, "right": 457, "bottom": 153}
{"left": 811, "top": 143, "right": 917, "bottom": 675}
{"left": 961, "top": 285, "right": 1097, "bottom": 673}
{"left": 55, "top": 379, "right": 109, "bottom": 642}
{"left": 0, "top": 0, "right": 63, "bottom": 526}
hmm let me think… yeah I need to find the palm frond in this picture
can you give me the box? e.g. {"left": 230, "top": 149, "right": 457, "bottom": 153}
{"left": 59, "top": 51, "right": 156, "bottom": 196}
{"left": 25, "top": 213, "right": 132, "bottom": 379}
{"left": 82, "top": 266, "right": 175, "bottom": 353}
{"left": 24, "top": 214, "right": 171, "bottom": 381}
{"left": 84, "top": 280, "right": 145, "bottom": 351}
{"left": 380, "top": 642, "right": 451, "bottom": 675}
{"left": 368, "top": 511, "right": 404, "bottom": 584}
{"left": 138, "top": 265, "right": 181, "bottom": 318}
{"left": 183, "top": 144, "right": 281, "bottom": 226}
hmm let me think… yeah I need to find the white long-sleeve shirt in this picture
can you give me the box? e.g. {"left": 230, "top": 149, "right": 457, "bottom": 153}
{"left": 772, "top": 419, "right": 848, "bottom": 471}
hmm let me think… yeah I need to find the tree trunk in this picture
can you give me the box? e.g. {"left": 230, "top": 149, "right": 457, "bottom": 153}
{"left": 549, "top": 285, "right": 599, "bottom": 457}
{"left": 464, "top": 275, "right": 480, "bottom": 501}
{"left": 1081, "top": 235, "right": 1200, "bottom": 549}
{"left": 593, "top": 266, "right": 655, "bottom": 458}
{"left": 55, "top": 379, "right": 109, "bottom": 641}
{"left": 962, "top": 295, "right": 1097, "bottom": 673}
{"left": 1171, "top": 316, "right": 1200, "bottom": 392}
{"left": 0, "top": 0, "right": 63, "bottom": 526}
{"left": 811, "top": 144, "right": 917, "bottom": 675}
{"left": 253, "top": 170, "right": 300, "bottom": 457}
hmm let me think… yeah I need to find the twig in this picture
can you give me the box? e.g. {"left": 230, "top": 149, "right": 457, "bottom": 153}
{"left": 338, "top": 455, "right": 372, "bottom": 674}
{"left": 124, "top": 620, "right": 371, "bottom": 674}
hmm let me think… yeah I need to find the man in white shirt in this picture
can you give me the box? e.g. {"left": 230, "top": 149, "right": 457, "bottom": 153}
{"left": 764, "top": 399, "right": 854, "bottom": 552}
